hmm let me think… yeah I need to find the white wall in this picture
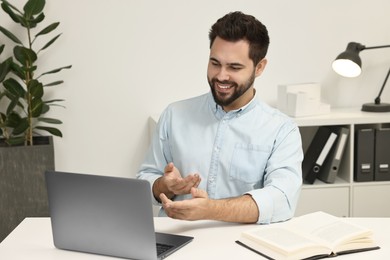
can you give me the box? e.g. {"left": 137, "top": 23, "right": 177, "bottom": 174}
{"left": 1, "top": 0, "right": 390, "bottom": 178}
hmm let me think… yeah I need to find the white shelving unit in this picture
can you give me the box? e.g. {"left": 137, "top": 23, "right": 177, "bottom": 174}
{"left": 294, "top": 107, "right": 390, "bottom": 217}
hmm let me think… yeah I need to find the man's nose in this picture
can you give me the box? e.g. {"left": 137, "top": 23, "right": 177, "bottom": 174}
{"left": 216, "top": 67, "right": 230, "bottom": 81}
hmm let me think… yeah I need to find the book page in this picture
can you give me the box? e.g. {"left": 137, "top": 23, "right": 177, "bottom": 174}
{"left": 241, "top": 226, "right": 331, "bottom": 259}
{"left": 245, "top": 227, "right": 317, "bottom": 251}
{"left": 288, "top": 212, "right": 373, "bottom": 249}
{"left": 243, "top": 225, "right": 331, "bottom": 252}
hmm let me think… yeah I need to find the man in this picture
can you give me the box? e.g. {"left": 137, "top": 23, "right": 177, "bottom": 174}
{"left": 137, "top": 11, "right": 303, "bottom": 224}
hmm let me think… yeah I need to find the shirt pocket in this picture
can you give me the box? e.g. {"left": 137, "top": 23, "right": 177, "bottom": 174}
{"left": 229, "top": 143, "right": 270, "bottom": 184}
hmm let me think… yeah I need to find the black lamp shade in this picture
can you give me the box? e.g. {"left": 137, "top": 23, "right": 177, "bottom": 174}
{"left": 332, "top": 42, "right": 364, "bottom": 77}
{"left": 334, "top": 50, "right": 362, "bottom": 67}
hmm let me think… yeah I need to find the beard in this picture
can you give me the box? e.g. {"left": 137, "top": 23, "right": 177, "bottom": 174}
{"left": 208, "top": 71, "right": 255, "bottom": 108}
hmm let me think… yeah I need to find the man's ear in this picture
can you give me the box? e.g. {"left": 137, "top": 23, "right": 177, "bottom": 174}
{"left": 255, "top": 58, "right": 267, "bottom": 77}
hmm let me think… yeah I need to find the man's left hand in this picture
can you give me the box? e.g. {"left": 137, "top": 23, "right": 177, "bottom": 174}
{"left": 159, "top": 187, "right": 212, "bottom": 221}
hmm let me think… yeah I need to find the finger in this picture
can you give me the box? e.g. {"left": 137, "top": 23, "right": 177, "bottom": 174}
{"left": 183, "top": 174, "right": 200, "bottom": 185}
{"left": 170, "top": 179, "right": 188, "bottom": 191}
{"left": 193, "top": 174, "right": 201, "bottom": 188}
{"left": 159, "top": 193, "right": 171, "bottom": 205}
{"left": 191, "top": 187, "right": 208, "bottom": 199}
{"left": 164, "top": 162, "right": 174, "bottom": 173}
{"left": 186, "top": 174, "right": 201, "bottom": 189}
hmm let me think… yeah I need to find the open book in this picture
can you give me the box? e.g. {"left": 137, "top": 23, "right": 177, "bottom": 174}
{"left": 236, "top": 211, "right": 379, "bottom": 260}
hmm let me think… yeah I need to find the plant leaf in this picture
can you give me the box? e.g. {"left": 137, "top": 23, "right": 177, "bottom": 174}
{"left": 38, "top": 65, "right": 72, "bottom": 78}
{"left": 44, "top": 80, "right": 63, "bottom": 87}
{"left": 40, "top": 103, "right": 49, "bottom": 114}
{"left": 24, "top": 0, "right": 45, "bottom": 18}
{"left": 37, "top": 117, "right": 62, "bottom": 124}
{"left": 35, "top": 22, "right": 59, "bottom": 38}
{"left": 44, "top": 99, "right": 65, "bottom": 104}
{"left": 38, "top": 33, "right": 61, "bottom": 52}
{"left": 36, "top": 126, "right": 62, "bottom": 137}
{"left": 3, "top": 78, "right": 26, "bottom": 97}
{"left": 0, "top": 57, "right": 12, "bottom": 82}
{"left": 29, "top": 12, "right": 44, "bottom": 26}
{"left": 11, "top": 117, "right": 29, "bottom": 135}
{"left": 0, "top": 26, "right": 23, "bottom": 44}
{"left": 28, "top": 79, "right": 44, "bottom": 98}
{"left": 5, "top": 112, "right": 22, "bottom": 127}
{"left": 24, "top": 65, "right": 37, "bottom": 75}
{"left": 31, "top": 98, "right": 43, "bottom": 117}
{"left": 1, "top": 1, "right": 25, "bottom": 24}
{"left": 14, "top": 46, "right": 37, "bottom": 66}
{"left": 10, "top": 61, "right": 25, "bottom": 80}
{"left": 6, "top": 98, "right": 22, "bottom": 115}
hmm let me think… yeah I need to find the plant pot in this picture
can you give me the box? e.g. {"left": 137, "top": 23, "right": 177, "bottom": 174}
{"left": 0, "top": 136, "right": 54, "bottom": 242}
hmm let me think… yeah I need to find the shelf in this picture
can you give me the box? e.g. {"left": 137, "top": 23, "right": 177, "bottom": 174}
{"left": 352, "top": 181, "right": 390, "bottom": 187}
{"left": 302, "top": 177, "right": 350, "bottom": 189}
{"left": 295, "top": 107, "right": 390, "bottom": 217}
{"left": 293, "top": 107, "right": 390, "bottom": 127}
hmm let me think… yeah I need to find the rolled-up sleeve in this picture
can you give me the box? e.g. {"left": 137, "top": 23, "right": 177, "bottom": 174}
{"left": 246, "top": 125, "right": 303, "bottom": 224}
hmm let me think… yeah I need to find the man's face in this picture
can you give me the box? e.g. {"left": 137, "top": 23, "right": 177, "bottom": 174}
{"left": 207, "top": 37, "right": 266, "bottom": 111}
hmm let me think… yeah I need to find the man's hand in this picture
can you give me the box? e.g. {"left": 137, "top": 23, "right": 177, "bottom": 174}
{"left": 153, "top": 162, "right": 201, "bottom": 200}
{"left": 163, "top": 163, "right": 201, "bottom": 195}
{"left": 160, "top": 187, "right": 259, "bottom": 223}
{"left": 160, "top": 187, "right": 211, "bottom": 221}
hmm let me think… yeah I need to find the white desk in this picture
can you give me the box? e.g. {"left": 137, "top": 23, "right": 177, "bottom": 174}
{"left": 1, "top": 217, "right": 389, "bottom": 259}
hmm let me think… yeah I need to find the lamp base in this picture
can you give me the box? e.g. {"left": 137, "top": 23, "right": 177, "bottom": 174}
{"left": 361, "top": 102, "right": 390, "bottom": 112}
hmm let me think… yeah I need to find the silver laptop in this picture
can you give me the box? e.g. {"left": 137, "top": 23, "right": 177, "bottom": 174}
{"left": 45, "top": 170, "right": 193, "bottom": 259}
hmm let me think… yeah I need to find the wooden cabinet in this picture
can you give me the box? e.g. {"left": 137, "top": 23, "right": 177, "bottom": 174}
{"left": 294, "top": 108, "right": 390, "bottom": 217}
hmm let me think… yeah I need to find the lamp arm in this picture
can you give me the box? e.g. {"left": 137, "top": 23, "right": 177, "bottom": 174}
{"left": 374, "top": 67, "right": 390, "bottom": 105}
{"left": 364, "top": 45, "right": 390, "bottom": 51}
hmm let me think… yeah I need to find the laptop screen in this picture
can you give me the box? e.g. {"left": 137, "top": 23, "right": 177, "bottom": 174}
{"left": 45, "top": 171, "right": 193, "bottom": 260}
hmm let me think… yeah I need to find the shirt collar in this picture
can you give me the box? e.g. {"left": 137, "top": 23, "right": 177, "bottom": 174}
{"left": 208, "top": 89, "right": 258, "bottom": 120}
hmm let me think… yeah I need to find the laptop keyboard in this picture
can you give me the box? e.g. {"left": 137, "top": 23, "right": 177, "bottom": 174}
{"left": 156, "top": 243, "right": 174, "bottom": 255}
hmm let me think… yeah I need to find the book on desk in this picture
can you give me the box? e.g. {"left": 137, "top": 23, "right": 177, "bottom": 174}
{"left": 236, "top": 211, "right": 379, "bottom": 260}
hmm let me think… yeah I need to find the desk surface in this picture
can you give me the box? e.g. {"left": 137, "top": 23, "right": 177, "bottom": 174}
{"left": 1, "top": 217, "right": 389, "bottom": 259}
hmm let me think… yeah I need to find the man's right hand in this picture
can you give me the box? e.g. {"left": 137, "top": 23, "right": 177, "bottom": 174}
{"left": 153, "top": 162, "right": 201, "bottom": 201}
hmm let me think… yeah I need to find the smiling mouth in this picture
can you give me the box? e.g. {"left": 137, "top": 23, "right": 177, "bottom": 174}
{"left": 217, "top": 83, "right": 232, "bottom": 89}
{"left": 214, "top": 81, "right": 235, "bottom": 92}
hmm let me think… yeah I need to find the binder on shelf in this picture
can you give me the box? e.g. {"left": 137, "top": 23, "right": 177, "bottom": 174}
{"left": 302, "top": 126, "right": 338, "bottom": 184}
{"left": 374, "top": 128, "right": 390, "bottom": 181}
{"left": 354, "top": 128, "right": 375, "bottom": 182}
{"left": 318, "top": 127, "right": 350, "bottom": 183}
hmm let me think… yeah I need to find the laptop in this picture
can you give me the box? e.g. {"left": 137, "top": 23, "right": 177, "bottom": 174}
{"left": 45, "top": 170, "right": 193, "bottom": 259}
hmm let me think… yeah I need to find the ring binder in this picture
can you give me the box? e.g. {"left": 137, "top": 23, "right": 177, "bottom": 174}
{"left": 302, "top": 126, "right": 338, "bottom": 184}
{"left": 354, "top": 128, "right": 375, "bottom": 182}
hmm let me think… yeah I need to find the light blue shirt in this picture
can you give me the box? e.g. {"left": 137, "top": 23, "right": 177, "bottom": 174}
{"left": 137, "top": 92, "right": 303, "bottom": 224}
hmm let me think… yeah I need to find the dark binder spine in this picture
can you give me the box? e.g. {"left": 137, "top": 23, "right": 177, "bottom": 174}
{"left": 374, "top": 128, "right": 390, "bottom": 181}
{"left": 302, "top": 127, "right": 338, "bottom": 184}
{"left": 354, "top": 128, "right": 375, "bottom": 182}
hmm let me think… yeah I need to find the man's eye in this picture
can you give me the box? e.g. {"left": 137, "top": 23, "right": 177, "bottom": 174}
{"left": 230, "top": 66, "right": 242, "bottom": 71}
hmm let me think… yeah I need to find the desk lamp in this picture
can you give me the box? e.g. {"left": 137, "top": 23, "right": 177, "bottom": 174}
{"left": 332, "top": 42, "right": 390, "bottom": 112}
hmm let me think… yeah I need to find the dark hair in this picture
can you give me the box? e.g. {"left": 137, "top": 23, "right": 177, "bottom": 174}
{"left": 209, "top": 11, "right": 270, "bottom": 66}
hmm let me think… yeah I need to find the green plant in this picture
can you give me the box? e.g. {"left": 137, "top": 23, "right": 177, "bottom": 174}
{"left": 0, "top": 0, "right": 71, "bottom": 146}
